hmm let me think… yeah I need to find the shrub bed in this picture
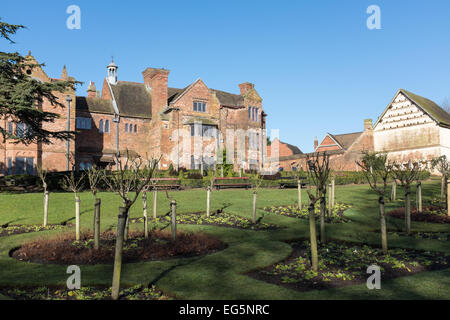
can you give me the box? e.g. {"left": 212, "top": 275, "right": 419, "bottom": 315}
{"left": 0, "top": 285, "right": 170, "bottom": 300}
{"left": 248, "top": 240, "right": 449, "bottom": 292}
{"left": 11, "top": 230, "right": 225, "bottom": 265}
{"left": 131, "top": 211, "right": 279, "bottom": 231}
{"left": 0, "top": 224, "right": 70, "bottom": 237}
{"left": 263, "top": 203, "right": 351, "bottom": 223}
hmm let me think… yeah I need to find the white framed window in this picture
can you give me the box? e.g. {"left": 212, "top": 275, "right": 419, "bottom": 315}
{"left": 194, "top": 101, "right": 207, "bottom": 113}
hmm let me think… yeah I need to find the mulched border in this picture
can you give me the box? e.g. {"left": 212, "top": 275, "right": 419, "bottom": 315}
{"left": 263, "top": 203, "right": 351, "bottom": 223}
{"left": 247, "top": 240, "right": 450, "bottom": 293}
{"left": 387, "top": 206, "right": 450, "bottom": 224}
{"left": 10, "top": 230, "right": 227, "bottom": 265}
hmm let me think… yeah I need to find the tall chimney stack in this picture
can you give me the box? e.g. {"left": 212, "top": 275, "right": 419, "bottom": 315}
{"left": 364, "top": 119, "right": 373, "bottom": 131}
{"left": 142, "top": 68, "right": 170, "bottom": 117}
{"left": 239, "top": 82, "right": 254, "bottom": 96}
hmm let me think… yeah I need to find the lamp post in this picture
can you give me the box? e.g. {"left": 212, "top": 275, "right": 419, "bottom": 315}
{"left": 66, "top": 95, "right": 72, "bottom": 171}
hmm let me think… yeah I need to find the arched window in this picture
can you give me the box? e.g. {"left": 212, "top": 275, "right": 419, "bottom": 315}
{"left": 134, "top": 124, "right": 137, "bottom": 133}
{"left": 99, "top": 119, "right": 104, "bottom": 133}
{"left": 125, "top": 123, "right": 128, "bottom": 132}
{"left": 104, "top": 120, "right": 110, "bottom": 133}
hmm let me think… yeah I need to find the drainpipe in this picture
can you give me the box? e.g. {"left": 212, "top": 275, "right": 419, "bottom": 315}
{"left": 65, "top": 95, "right": 72, "bottom": 171}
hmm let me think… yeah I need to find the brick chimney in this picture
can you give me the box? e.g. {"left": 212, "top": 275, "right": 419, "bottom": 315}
{"left": 239, "top": 82, "right": 254, "bottom": 96}
{"left": 314, "top": 137, "right": 319, "bottom": 150}
{"left": 364, "top": 119, "right": 373, "bottom": 131}
{"left": 142, "top": 68, "right": 170, "bottom": 116}
{"left": 87, "top": 81, "right": 97, "bottom": 98}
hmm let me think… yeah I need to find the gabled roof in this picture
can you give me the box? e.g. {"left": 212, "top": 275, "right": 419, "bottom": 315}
{"left": 328, "top": 132, "right": 363, "bottom": 150}
{"left": 76, "top": 96, "right": 115, "bottom": 114}
{"left": 211, "top": 89, "right": 245, "bottom": 108}
{"left": 375, "top": 89, "right": 450, "bottom": 128}
{"left": 282, "top": 141, "right": 303, "bottom": 155}
{"left": 109, "top": 81, "right": 152, "bottom": 118}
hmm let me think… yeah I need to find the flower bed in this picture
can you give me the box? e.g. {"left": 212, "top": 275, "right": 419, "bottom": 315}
{"left": 248, "top": 240, "right": 449, "bottom": 292}
{"left": 11, "top": 230, "right": 225, "bottom": 265}
{"left": 0, "top": 224, "right": 69, "bottom": 237}
{"left": 0, "top": 285, "right": 170, "bottom": 300}
{"left": 263, "top": 203, "right": 351, "bottom": 223}
{"left": 131, "top": 211, "right": 279, "bottom": 231}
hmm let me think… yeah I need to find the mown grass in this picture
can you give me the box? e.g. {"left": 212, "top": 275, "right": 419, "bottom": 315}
{"left": 0, "top": 180, "right": 449, "bottom": 300}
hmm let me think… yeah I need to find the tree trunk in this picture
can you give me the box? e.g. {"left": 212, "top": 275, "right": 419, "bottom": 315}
{"left": 416, "top": 182, "right": 422, "bottom": 213}
{"left": 331, "top": 178, "right": 335, "bottom": 208}
{"left": 308, "top": 202, "right": 319, "bottom": 271}
{"left": 152, "top": 189, "right": 158, "bottom": 220}
{"left": 379, "top": 196, "right": 388, "bottom": 254}
{"left": 124, "top": 215, "right": 130, "bottom": 241}
{"left": 111, "top": 207, "right": 128, "bottom": 300}
{"left": 405, "top": 186, "right": 411, "bottom": 235}
{"left": 94, "top": 198, "right": 101, "bottom": 250}
{"left": 75, "top": 196, "right": 80, "bottom": 241}
{"left": 447, "top": 180, "right": 450, "bottom": 216}
{"left": 43, "top": 191, "right": 49, "bottom": 227}
{"left": 143, "top": 192, "right": 148, "bottom": 239}
{"left": 391, "top": 182, "right": 396, "bottom": 201}
{"left": 170, "top": 200, "right": 177, "bottom": 241}
{"left": 206, "top": 187, "right": 211, "bottom": 218}
{"left": 252, "top": 192, "right": 257, "bottom": 224}
{"left": 441, "top": 176, "right": 446, "bottom": 201}
{"left": 297, "top": 180, "right": 302, "bottom": 210}
{"left": 320, "top": 195, "right": 326, "bottom": 243}
{"left": 328, "top": 184, "right": 332, "bottom": 217}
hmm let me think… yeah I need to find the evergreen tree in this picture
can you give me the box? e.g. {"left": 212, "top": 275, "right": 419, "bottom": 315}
{"left": 0, "top": 19, "right": 79, "bottom": 144}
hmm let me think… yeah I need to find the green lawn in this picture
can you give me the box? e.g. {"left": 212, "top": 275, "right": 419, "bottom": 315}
{"left": 0, "top": 180, "right": 449, "bottom": 300}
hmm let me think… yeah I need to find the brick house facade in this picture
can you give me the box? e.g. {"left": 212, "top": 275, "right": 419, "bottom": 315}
{"left": 0, "top": 54, "right": 267, "bottom": 175}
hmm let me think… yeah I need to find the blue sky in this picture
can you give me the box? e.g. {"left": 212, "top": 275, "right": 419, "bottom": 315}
{"left": 1, "top": 0, "right": 450, "bottom": 152}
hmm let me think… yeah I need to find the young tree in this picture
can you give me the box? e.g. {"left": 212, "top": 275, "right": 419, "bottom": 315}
{"left": 391, "top": 161, "right": 423, "bottom": 235}
{"left": 102, "top": 153, "right": 159, "bottom": 300}
{"left": 0, "top": 20, "right": 79, "bottom": 145}
{"left": 431, "top": 155, "right": 449, "bottom": 203}
{"left": 87, "top": 165, "right": 102, "bottom": 249}
{"left": 251, "top": 175, "right": 264, "bottom": 224}
{"left": 306, "top": 152, "right": 331, "bottom": 243}
{"left": 356, "top": 152, "right": 391, "bottom": 254}
{"left": 62, "top": 166, "right": 85, "bottom": 241}
{"left": 37, "top": 165, "right": 49, "bottom": 227}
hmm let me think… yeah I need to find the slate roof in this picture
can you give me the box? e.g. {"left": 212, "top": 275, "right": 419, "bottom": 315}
{"left": 329, "top": 132, "right": 362, "bottom": 150}
{"left": 211, "top": 89, "right": 244, "bottom": 108}
{"left": 282, "top": 141, "right": 303, "bottom": 155}
{"left": 76, "top": 96, "right": 115, "bottom": 114}
{"left": 400, "top": 89, "right": 450, "bottom": 127}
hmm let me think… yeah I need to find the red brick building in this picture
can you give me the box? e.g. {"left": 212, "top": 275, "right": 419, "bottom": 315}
{"left": 0, "top": 54, "right": 267, "bottom": 175}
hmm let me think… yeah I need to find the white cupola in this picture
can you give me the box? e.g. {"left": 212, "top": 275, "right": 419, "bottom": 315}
{"left": 107, "top": 60, "right": 118, "bottom": 85}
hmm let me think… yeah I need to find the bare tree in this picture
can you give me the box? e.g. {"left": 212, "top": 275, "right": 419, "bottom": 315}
{"left": 356, "top": 152, "right": 391, "bottom": 254}
{"left": 390, "top": 160, "right": 423, "bottom": 235}
{"left": 86, "top": 165, "right": 102, "bottom": 249}
{"left": 101, "top": 152, "right": 159, "bottom": 300}
{"left": 306, "top": 152, "right": 331, "bottom": 243}
{"left": 432, "top": 155, "right": 449, "bottom": 204}
{"left": 441, "top": 97, "right": 450, "bottom": 114}
{"left": 37, "top": 165, "right": 49, "bottom": 227}
{"left": 62, "top": 167, "right": 86, "bottom": 241}
{"left": 252, "top": 175, "right": 264, "bottom": 224}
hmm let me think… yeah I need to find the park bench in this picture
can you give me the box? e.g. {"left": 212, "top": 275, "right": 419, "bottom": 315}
{"left": 279, "top": 177, "right": 307, "bottom": 189}
{"left": 214, "top": 177, "right": 252, "bottom": 190}
{"left": 149, "top": 178, "right": 182, "bottom": 190}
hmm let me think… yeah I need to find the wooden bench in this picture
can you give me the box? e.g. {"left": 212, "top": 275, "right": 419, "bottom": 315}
{"left": 149, "top": 178, "right": 182, "bottom": 190}
{"left": 214, "top": 177, "right": 252, "bottom": 190}
{"left": 279, "top": 177, "right": 307, "bottom": 189}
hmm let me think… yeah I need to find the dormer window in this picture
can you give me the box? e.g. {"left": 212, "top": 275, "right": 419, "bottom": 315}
{"left": 194, "top": 101, "right": 206, "bottom": 113}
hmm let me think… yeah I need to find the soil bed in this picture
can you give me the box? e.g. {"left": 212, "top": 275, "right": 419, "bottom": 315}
{"left": 387, "top": 206, "right": 450, "bottom": 224}
{"left": 11, "top": 230, "right": 225, "bottom": 265}
{"left": 248, "top": 240, "right": 449, "bottom": 292}
{"left": 0, "top": 224, "right": 70, "bottom": 237}
{"left": 263, "top": 202, "right": 351, "bottom": 223}
{"left": 131, "top": 211, "right": 280, "bottom": 231}
{"left": 0, "top": 284, "right": 170, "bottom": 300}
